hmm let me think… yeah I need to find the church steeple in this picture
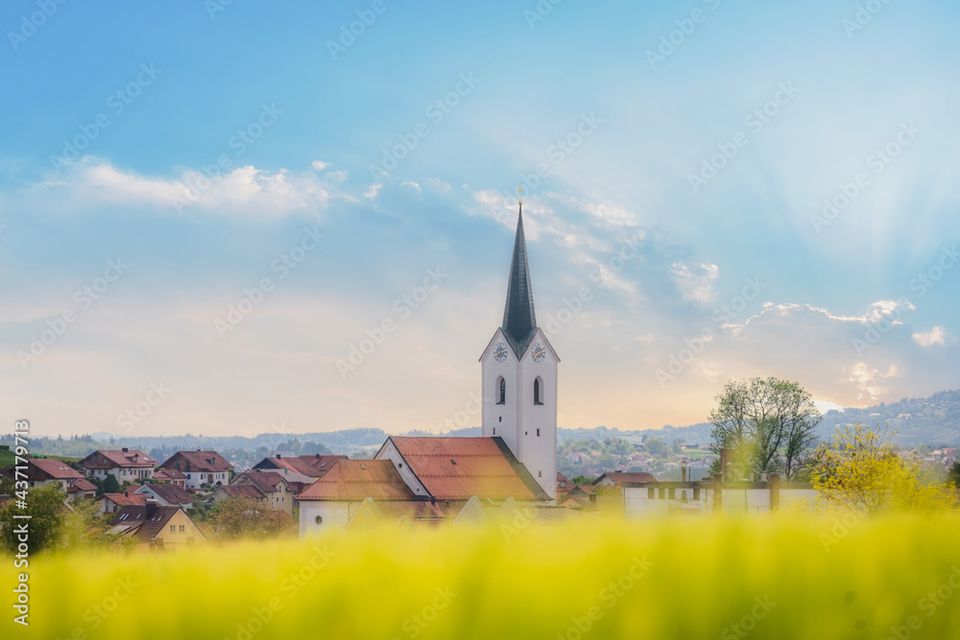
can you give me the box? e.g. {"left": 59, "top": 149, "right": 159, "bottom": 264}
{"left": 501, "top": 203, "right": 537, "bottom": 356}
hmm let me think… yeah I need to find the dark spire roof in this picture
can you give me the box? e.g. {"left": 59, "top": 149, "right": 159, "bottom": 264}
{"left": 501, "top": 205, "right": 537, "bottom": 356}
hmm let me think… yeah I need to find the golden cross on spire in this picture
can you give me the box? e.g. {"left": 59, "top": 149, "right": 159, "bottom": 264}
{"left": 516, "top": 184, "right": 525, "bottom": 213}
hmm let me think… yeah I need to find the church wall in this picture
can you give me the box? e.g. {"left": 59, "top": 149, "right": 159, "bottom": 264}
{"left": 518, "top": 331, "right": 558, "bottom": 500}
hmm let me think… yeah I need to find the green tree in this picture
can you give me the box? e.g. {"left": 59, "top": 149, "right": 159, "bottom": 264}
{"left": 948, "top": 461, "right": 960, "bottom": 488}
{"left": 0, "top": 484, "right": 67, "bottom": 554}
{"left": 811, "top": 424, "right": 956, "bottom": 513}
{"left": 710, "top": 377, "right": 821, "bottom": 480}
{"left": 209, "top": 497, "right": 294, "bottom": 539}
{"left": 99, "top": 473, "right": 120, "bottom": 495}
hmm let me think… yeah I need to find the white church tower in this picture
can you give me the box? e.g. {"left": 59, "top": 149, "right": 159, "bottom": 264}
{"left": 480, "top": 203, "right": 558, "bottom": 500}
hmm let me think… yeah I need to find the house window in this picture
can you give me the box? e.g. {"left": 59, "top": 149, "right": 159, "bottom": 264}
{"left": 538, "top": 471, "right": 542, "bottom": 478}
{"left": 533, "top": 377, "right": 543, "bottom": 405}
{"left": 496, "top": 377, "right": 505, "bottom": 405}
{"left": 493, "top": 428, "right": 496, "bottom": 435}
{"left": 169, "top": 525, "right": 176, "bottom": 533}
{"left": 179, "top": 525, "right": 185, "bottom": 532}
{"left": 693, "top": 487, "right": 701, "bottom": 500}
{"left": 315, "top": 515, "right": 323, "bottom": 525}
{"left": 668, "top": 488, "right": 675, "bottom": 500}
{"left": 647, "top": 487, "right": 655, "bottom": 499}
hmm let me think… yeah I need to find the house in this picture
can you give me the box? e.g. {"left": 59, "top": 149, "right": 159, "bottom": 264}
{"left": 109, "top": 503, "right": 205, "bottom": 548}
{"left": 297, "top": 459, "right": 419, "bottom": 535}
{"left": 213, "top": 483, "right": 268, "bottom": 504}
{"left": 374, "top": 436, "right": 550, "bottom": 504}
{"left": 159, "top": 450, "right": 233, "bottom": 490}
{"left": 252, "top": 453, "right": 346, "bottom": 484}
{"left": 133, "top": 483, "right": 194, "bottom": 510}
{"left": 79, "top": 448, "right": 156, "bottom": 484}
{"left": 9, "top": 458, "right": 86, "bottom": 493}
{"left": 228, "top": 470, "right": 294, "bottom": 514}
{"left": 66, "top": 478, "right": 97, "bottom": 501}
{"left": 593, "top": 471, "right": 658, "bottom": 488}
{"left": 99, "top": 490, "right": 147, "bottom": 515}
{"left": 152, "top": 467, "right": 187, "bottom": 489}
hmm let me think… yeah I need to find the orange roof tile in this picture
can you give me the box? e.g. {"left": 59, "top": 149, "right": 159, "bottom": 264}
{"left": 385, "top": 436, "right": 548, "bottom": 501}
{"left": 297, "top": 459, "right": 414, "bottom": 501}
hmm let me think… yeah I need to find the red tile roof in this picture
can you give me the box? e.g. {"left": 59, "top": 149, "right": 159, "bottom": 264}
{"left": 160, "top": 450, "right": 233, "bottom": 473}
{"left": 153, "top": 468, "right": 187, "bottom": 481}
{"left": 255, "top": 454, "right": 346, "bottom": 478}
{"left": 383, "top": 436, "right": 549, "bottom": 501}
{"left": 80, "top": 449, "right": 156, "bottom": 469}
{"left": 297, "top": 460, "right": 415, "bottom": 501}
{"left": 216, "top": 484, "right": 265, "bottom": 500}
{"left": 102, "top": 492, "right": 148, "bottom": 507}
{"left": 594, "top": 471, "right": 657, "bottom": 486}
{"left": 136, "top": 483, "right": 192, "bottom": 505}
{"left": 235, "top": 470, "right": 288, "bottom": 494}
{"left": 67, "top": 478, "right": 97, "bottom": 493}
{"left": 28, "top": 458, "right": 84, "bottom": 481}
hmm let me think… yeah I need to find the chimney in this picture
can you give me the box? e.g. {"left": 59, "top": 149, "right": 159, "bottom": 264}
{"left": 276, "top": 454, "right": 282, "bottom": 459}
{"left": 144, "top": 499, "right": 158, "bottom": 519}
{"left": 769, "top": 473, "right": 781, "bottom": 511}
{"left": 122, "top": 447, "right": 129, "bottom": 453}
{"left": 681, "top": 462, "right": 688, "bottom": 483}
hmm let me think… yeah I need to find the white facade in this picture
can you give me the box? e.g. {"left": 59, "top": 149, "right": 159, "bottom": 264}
{"left": 88, "top": 466, "right": 153, "bottom": 484}
{"left": 299, "top": 501, "right": 353, "bottom": 535}
{"left": 374, "top": 440, "right": 430, "bottom": 499}
{"left": 480, "top": 327, "right": 558, "bottom": 500}
{"left": 182, "top": 471, "right": 228, "bottom": 490}
{"left": 623, "top": 485, "right": 818, "bottom": 517}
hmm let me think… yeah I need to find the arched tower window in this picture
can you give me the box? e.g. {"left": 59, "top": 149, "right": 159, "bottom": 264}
{"left": 533, "top": 377, "right": 543, "bottom": 405}
{"left": 496, "top": 376, "right": 506, "bottom": 405}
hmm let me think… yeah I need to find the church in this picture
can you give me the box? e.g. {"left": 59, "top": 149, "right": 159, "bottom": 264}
{"left": 297, "top": 205, "right": 560, "bottom": 533}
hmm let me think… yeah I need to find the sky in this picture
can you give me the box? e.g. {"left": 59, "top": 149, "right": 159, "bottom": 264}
{"left": 1, "top": 1, "right": 958, "bottom": 437}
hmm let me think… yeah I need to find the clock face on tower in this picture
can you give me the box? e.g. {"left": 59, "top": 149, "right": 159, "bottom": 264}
{"left": 531, "top": 342, "right": 546, "bottom": 363}
{"left": 494, "top": 342, "right": 508, "bottom": 363}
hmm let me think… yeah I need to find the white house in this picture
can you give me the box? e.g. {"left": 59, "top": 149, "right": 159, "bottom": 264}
{"left": 158, "top": 450, "right": 233, "bottom": 490}
{"left": 79, "top": 448, "right": 156, "bottom": 484}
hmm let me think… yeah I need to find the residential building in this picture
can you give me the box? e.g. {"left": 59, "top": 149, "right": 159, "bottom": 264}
{"left": 99, "top": 490, "right": 147, "bottom": 515}
{"left": 109, "top": 502, "right": 205, "bottom": 548}
{"left": 78, "top": 448, "right": 156, "bottom": 484}
{"left": 622, "top": 476, "right": 817, "bottom": 516}
{"left": 9, "top": 458, "right": 86, "bottom": 494}
{"left": 159, "top": 450, "right": 233, "bottom": 490}
{"left": 133, "top": 483, "right": 194, "bottom": 510}
{"left": 593, "top": 471, "right": 658, "bottom": 488}
{"left": 153, "top": 467, "right": 187, "bottom": 489}
{"left": 252, "top": 454, "right": 346, "bottom": 484}
{"left": 229, "top": 470, "right": 294, "bottom": 513}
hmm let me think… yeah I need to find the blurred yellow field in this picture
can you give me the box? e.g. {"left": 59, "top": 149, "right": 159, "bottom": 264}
{"left": 5, "top": 513, "right": 960, "bottom": 640}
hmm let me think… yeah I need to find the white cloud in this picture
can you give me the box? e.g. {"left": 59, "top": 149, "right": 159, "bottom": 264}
{"left": 845, "top": 361, "right": 899, "bottom": 401}
{"left": 363, "top": 183, "right": 383, "bottom": 200}
{"left": 310, "top": 160, "right": 329, "bottom": 171}
{"left": 912, "top": 326, "right": 948, "bottom": 347}
{"left": 671, "top": 261, "right": 719, "bottom": 305}
{"left": 401, "top": 180, "right": 422, "bottom": 194}
{"left": 23, "top": 158, "right": 335, "bottom": 217}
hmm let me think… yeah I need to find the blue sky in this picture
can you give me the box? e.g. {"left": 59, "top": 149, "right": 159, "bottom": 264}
{"left": 1, "top": 0, "right": 958, "bottom": 436}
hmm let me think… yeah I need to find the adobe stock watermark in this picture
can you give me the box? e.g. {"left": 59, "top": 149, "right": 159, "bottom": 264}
{"left": 810, "top": 121, "right": 919, "bottom": 233}
{"left": 17, "top": 259, "right": 129, "bottom": 369}
{"left": 368, "top": 73, "right": 479, "bottom": 178}
{"left": 523, "top": 0, "right": 565, "bottom": 30}
{"left": 214, "top": 224, "right": 325, "bottom": 337}
{"left": 174, "top": 103, "right": 283, "bottom": 213}
{"left": 886, "top": 565, "right": 960, "bottom": 640}
{"left": 51, "top": 63, "right": 163, "bottom": 172}
{"left": 655, "top": 275, "right": 766, "bottom": 386}
{"left": 511, "top": 112, "right": 602, "bottom": 200}
{"left": 326, "top": 0, "right": 389, "bottom": 60}
{"left": 335, "top": 267, "right": 447, "bottom": 379}
{"left": 688, "top": 81, "right": 799, "bottom": 194}
{"left": 228, "top": 545, "right": 335, "bottom": 640}
{"left": 720, "top": 596, "right": 777, "bottom": 640}
{"left": 395, "top": 587, "right": 457, "bottom": 639}
{"left": 843, "top": 0, "right": 896, "bottom": 38}
{"left": 646, "top": 0, "right": 722, "bottom": 70}
{"left": 852, "top": 243, "right": 959, "bottom": 356}
{"left": 555, "top": 556, "right": 654, "bottom": 640}
{"left": 115, "top": 382, "right": 172, "bottom": 435}
{"left": 542, "top": 231, "right": 644, "bottom": 337}
{"left": 437, "top": 392, "right": 481, "bottom": 433}
{"left": 7, "top": 0, "right": 68, "bottom": 52}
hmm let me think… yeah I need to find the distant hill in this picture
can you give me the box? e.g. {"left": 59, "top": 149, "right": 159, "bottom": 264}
{"left": 8, "top": 390, "right": 958, "bottom": 462}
